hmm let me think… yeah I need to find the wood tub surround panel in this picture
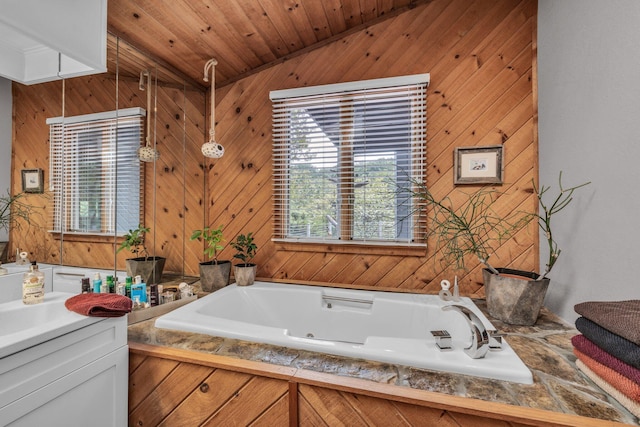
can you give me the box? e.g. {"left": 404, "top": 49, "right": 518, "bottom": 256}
{"left": 129, "top": 342, "right": 631, "bottom": 427}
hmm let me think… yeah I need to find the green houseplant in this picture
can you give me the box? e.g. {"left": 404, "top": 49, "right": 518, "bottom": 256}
{"left": 411, "top": 173, "right": 589, "bottom": 325}
{"left": 190, "top": 224, "right": 231, "bottom": 291}
{"left": 117, "top": 224, "right": 166, "bottom": 284}
{"left": 482, "top": 173, "right": 590, "bottom": 325}
{"left": 230, "top": 232, "right": 258, "bottom": 286}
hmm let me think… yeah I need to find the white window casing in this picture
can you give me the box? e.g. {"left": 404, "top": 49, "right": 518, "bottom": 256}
{"left": 47, "top": 108, "right": 144, "bottom": 236}
{"left": 271, "top": 74, "right": 428, "bottom": 246}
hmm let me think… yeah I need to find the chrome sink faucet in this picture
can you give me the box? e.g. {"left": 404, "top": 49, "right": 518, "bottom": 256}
{"left": 442, "top": 304, "right": 490, "bottom": 359}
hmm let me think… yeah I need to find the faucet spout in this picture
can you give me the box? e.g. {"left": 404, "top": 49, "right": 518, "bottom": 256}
{"left": 442, "top": 304, "right": 490, "bottom": 359}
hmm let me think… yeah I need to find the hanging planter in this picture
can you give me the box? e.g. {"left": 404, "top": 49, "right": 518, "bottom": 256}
{"left": 202, "top": 58, "right": 224, "bottom": 159}
{"left": 137, "top": 69, "right": 160, "bottom": 162}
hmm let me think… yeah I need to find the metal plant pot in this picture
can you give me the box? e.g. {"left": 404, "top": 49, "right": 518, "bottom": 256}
{"left": 125, "top": 256, "right": 166, "bottom": 285}
{"left": 199, "top": 260, "right": 231, "bottom": 292}
{"left": 483, "top": 268, "right": 550, "bottom": 326}
{"left": 234, "top": 264, "right": 256, "bottom": 286}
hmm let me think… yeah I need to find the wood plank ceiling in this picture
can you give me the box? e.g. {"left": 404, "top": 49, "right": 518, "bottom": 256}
{"left": 107, "top": 0, "right": 433, "bottom": 88}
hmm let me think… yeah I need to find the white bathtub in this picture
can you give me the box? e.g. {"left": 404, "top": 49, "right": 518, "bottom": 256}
{"left": 155, "top": 282, "right": 533, "bottom": 384}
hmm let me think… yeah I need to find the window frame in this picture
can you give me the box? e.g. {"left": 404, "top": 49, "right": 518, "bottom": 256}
{"left": 47, "top": 107, "right": 145, "bottom": 238}
{"left": 270, "top": 74, "right": 429, "bottom": 251}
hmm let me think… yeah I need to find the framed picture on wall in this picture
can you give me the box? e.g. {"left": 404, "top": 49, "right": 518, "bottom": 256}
{"left": 454, "top": 146, "right": 503, "bottom": 185}
{"left": 21, "top": 168, "right": 44, "bottom": 193}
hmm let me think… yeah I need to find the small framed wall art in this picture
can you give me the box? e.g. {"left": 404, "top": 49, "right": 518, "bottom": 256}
{"left": 21, "top": 168, "right": 44, "bottom": 193}
{"left": 454, "top": 145, "right": 503, "bottom": 185}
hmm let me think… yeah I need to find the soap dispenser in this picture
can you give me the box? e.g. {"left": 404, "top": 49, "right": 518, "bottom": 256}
{"left": 23, "top": 261, "right": 45, "bottom": 305}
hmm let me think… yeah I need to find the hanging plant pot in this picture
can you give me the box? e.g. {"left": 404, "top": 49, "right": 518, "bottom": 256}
{"left": 483, "top": 268, "right": 550, "bottom": 326}
{"left": 126, "top": 256, "right": 166, "bottom": 285}
{"left": 199, "top": 260, "right": 231, "bottom": 292}
{"left": 234, "top": 264, "right": 256, "bottom": 286}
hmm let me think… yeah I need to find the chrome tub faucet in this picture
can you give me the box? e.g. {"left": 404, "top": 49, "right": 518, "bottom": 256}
{"left": 442, "top": 304, "right": 490, "bottom": 359}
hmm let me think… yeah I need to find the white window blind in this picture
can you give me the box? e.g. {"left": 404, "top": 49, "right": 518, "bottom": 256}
{"left": 271, "top": 74, "right": 428, "bottom": 244}
{"left": 47, "top": 108, "right": 144, "bottom": 236}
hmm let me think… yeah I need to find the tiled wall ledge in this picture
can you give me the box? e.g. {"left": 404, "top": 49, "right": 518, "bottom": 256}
{"left": 128, "top": 300, "right": 639, "bottom": 426}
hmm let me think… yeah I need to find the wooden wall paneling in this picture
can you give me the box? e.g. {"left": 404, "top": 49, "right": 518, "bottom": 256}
{"left": 11, "top": 71, "right": 205, "bottom": 273}
{"left": 149, "top": 86, "right": 185, "bottom": 266}
{"left": 351, "top": 256, "right": 407, "bottom": 288}
{"left": 289, "top": 252, "right": 339, "bottom": 281}
{"left": 374, "top": 255, "right": 429, "bottom": 289}
{"left": 428, "top": 13, "right": 534, "bottom": 153}
{"left": 309, "top": 253, "right": 360, "bottom": 283}
{"left": 12, "top": 0, "right": 538, "bottom": 293}
{"left": 202, "top": 0, "right": 538, "bottom": 292}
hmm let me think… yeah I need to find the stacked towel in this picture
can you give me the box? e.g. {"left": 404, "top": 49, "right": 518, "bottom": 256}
{"left": 572, "top": 300, "right": 640, "bottom": 418}
{"left": 575, "top": 300, "right": 640, "bottom": 345}
{"left": 65, "top": 293, "right": 132, "bottom": 317}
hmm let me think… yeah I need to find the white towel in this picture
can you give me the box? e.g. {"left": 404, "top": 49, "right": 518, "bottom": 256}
{"left": 576, "top": 359, "right": 640, "bottom": 419}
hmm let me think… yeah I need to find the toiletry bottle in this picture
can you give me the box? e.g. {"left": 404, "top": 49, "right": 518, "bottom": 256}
{"left": 23, "top": 261, "right": 45, "bottom": 305}
{"left": 93, "top": 273, "right": 102, "bottom": 294}
{"left": 149, "top": 284, "right": 159, "bottom": 306}
{"left": 125, "top": 276, "right": 133, "bottom": 298}
{"left": 107, "top": 275, "right": 115, "bottom": 293}
{"left": 116, "top": 277, "right": 126, "bottom": 296}
{"left": 81, "top": 277, "right": 91, "bottom": 293}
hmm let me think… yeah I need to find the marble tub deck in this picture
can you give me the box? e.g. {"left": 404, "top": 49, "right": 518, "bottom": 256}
{"left": 128, "top": 296, "right": 639, "bottom": 425}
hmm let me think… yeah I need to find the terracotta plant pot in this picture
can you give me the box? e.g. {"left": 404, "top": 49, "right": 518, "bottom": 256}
{"left": 125, "top": 256, "right": 165, "bottom": 285}
{"left": 199, "top": 260, "right": 231, "bottom": 292}
{"left": 234, "top": 264, "right": 256, "bottom": 286}
{"left": 483, "top": 268, "right": 550, "bottom": 326}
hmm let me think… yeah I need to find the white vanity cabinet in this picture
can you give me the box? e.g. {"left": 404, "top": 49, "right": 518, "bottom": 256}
{"left": 0, "top": 316, "right": 127, "bottom": 426}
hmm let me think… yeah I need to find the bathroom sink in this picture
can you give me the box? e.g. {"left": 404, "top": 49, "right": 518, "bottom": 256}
{"left": 0, "top": 292, "right": 101, "bottom": 358}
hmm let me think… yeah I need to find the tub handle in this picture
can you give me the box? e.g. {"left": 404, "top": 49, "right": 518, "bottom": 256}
{"left": 322, "top": 295, "right": 373, "bottom": 306}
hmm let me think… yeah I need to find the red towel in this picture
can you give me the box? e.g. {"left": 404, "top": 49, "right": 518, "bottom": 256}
{"left": 572, "top": 335, "right": 640, "bottom": 384}
{"left": 65, "top": 293, "right": 132, "bottom": 317}
{"left": 574, "top": 348, "right": 640, "bottom": 402}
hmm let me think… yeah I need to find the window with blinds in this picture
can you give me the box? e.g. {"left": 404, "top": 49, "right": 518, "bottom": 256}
{"left": 47, "top": 108, "right": 144, "bottom": 236}
{"left": 271, "top": 74, "right": 428, "bottom": 245}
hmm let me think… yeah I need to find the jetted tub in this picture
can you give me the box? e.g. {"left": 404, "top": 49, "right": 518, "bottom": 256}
{"left": 155, "top": 282, "right": 533, "bottom": 384}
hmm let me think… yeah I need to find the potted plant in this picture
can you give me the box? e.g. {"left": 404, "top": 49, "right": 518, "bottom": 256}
{"left": 117, "top": 224, "right": 166, "bottom": 284}
{"left": 483, "top": 173, "right": 590, "bottom": 325}
{"left": 230, "top": 232, "right": 258, "bottom": 286}
{"left": 411, "top": 173, "right": 589, "bottom": 325}
{"left": 190, "top": 224, "right": 231, "bottom": 292}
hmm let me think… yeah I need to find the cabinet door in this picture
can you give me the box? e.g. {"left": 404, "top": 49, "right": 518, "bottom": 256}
{"left": 0, "top": 345, "right": 128, "bottom": 427}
